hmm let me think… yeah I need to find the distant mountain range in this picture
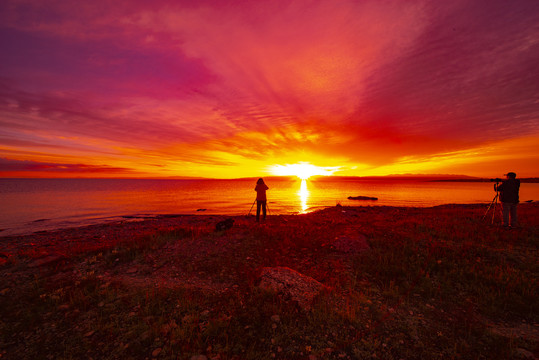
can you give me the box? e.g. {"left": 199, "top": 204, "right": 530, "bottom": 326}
{"left": 310, "top": 174, "right": 539, "bottom": 183}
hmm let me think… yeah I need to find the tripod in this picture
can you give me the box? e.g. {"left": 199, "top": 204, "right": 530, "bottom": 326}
{"left": 247, "top": 199, "right": 256, "bottom": 216}
{"left": 247, "top": 199, "right": 271, "bottom": 218}
{"left": 483, "top": 188, "right": 503, "bottom": 224}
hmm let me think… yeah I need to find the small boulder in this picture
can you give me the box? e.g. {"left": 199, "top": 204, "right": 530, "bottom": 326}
{"left": 515, "top": 348, "right": 535, "bottom": 359}
{"left": 215, "top": 218, "right": 234, "bottom": 232}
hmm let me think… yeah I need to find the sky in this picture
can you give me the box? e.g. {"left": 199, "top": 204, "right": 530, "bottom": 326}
{"left": 1, "top": 0, "right": 538, "bottom": 179}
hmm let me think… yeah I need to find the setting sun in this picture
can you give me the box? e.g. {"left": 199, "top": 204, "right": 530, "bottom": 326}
{"left": 269, "top": 162, "right": 339, "bottom": 180}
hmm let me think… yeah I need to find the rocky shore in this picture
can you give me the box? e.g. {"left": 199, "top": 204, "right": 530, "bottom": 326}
{"left": 1, "top": 203, "right": 538, "bottom": 359}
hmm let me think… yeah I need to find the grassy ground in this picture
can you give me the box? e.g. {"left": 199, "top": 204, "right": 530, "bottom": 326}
{"left": 0, "top": 203, "right": 537, "bottom": 359}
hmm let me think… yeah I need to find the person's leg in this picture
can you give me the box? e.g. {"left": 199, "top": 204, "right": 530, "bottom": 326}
{"left": 256, "top": 201, "right": 261, "bottom": 221}
{"left": 502, "top": 203, "right": 510, "bottom": 227}
{"left": 262, "top": 201, "right": 267, "bottom": 220}
{"left": 510, "top": 203, "right": 518, "bottom": 227}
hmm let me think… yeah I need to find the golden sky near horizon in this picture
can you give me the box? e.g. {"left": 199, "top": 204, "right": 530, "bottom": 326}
{"left": 1, "top": 0, "right": 538, "bottom": 178}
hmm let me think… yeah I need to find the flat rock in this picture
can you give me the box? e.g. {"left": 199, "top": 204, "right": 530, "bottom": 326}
{"left": 258, "top": 267, "right": 327, "bottom": 310}
{"left": 332, "top": 233, "right": 370, "bottom": 253}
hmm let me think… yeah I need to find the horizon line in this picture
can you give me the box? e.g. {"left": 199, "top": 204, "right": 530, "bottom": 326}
{"left": 2, "top": 174, "right": 538, "bottom": 181}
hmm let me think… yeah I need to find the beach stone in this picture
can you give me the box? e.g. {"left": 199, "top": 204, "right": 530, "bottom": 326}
{"left": 28, "top": 255, "right": 65, "bottom": 268}
{"left": 257, "top": 267, "right": 327, "bottom": 310}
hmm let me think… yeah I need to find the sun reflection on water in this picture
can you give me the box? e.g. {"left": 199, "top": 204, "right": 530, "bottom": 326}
{"left": 298, "top": 179, "right": 309, "bottom": 212}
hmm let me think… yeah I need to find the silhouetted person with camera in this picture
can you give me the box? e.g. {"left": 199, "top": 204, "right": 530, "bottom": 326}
{"left": 254, "top": 178, "right": 269, "bottom": 222}
{"left": 495, "top": 172, "right": 520, "bottom": 228}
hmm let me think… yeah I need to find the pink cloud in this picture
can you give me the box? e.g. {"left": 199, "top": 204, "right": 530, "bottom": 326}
{"left": 1, "top": 0, "right": 538, "bottom": 177}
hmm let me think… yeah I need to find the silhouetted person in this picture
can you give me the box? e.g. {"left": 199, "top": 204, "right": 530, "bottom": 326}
{"left": 495, "top": 172, "right": 520, "bottom": 228}
{"left": 255, "top": 178, "right": 269, "bottom": 222}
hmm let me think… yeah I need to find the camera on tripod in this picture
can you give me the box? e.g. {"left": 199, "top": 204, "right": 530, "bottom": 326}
{"left": 484, "top": 177, "right": 503, "bottom": 224}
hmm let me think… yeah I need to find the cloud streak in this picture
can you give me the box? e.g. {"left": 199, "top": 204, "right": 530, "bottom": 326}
{"left": 0, "top": 157, "right": 135, "bottom": 175}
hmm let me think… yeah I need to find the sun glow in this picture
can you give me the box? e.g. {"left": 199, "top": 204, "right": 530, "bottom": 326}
{"left": 270, "top": 162, "right": 339, "bottom": 180}
{"left": 298, "top": 179, "right": 309, "bottom": 212}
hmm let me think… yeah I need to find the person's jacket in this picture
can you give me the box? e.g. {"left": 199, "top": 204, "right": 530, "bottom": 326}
{"left": 255, "top": 183, "right": 269, "bottom": 201}
{"left": 497, "top": 178, "right": 520, "bottom": 203}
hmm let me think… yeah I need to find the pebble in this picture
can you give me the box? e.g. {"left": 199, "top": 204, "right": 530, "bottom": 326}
{"left": 190, "top": 355, "right": 208, "bottom": 360}
{"left": 152, "top": 348, "right": 162, "bottom": 357}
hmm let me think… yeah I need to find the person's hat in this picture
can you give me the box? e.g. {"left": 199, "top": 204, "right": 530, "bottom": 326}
{"left": 504, "top": 172, "right": 516, "bottom": 178}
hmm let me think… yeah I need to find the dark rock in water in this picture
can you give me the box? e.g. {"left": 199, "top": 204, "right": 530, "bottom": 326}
{"left": 215, "top": 218, "right": 234, "bottom": 231}
{"left": 158, "top": 214, "right": 182, "bottom": 218}
{"left": 196, "top": 208, "right": 207, "bottom": 212}
{"left": 348, "top": 195, "right": 378, "bottom": 201}
{"left": 257, "top": 267, "right": 327, "bottom": 310}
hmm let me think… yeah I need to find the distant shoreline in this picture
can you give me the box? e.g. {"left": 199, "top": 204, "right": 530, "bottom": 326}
{"left": 1, "top": 202, "right": 537, "bottom": 239}
{"left": 429, "top": 178, "right": 539, "bottom": 183}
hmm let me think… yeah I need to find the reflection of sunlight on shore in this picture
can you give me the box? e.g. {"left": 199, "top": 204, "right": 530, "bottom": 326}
{"left": 298, "top": 179, "right": 309, "bottom": 213}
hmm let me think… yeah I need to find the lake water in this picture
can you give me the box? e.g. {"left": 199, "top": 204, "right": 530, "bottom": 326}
{"left": 1, "top": 178, "right": 538, "bottom": 236}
